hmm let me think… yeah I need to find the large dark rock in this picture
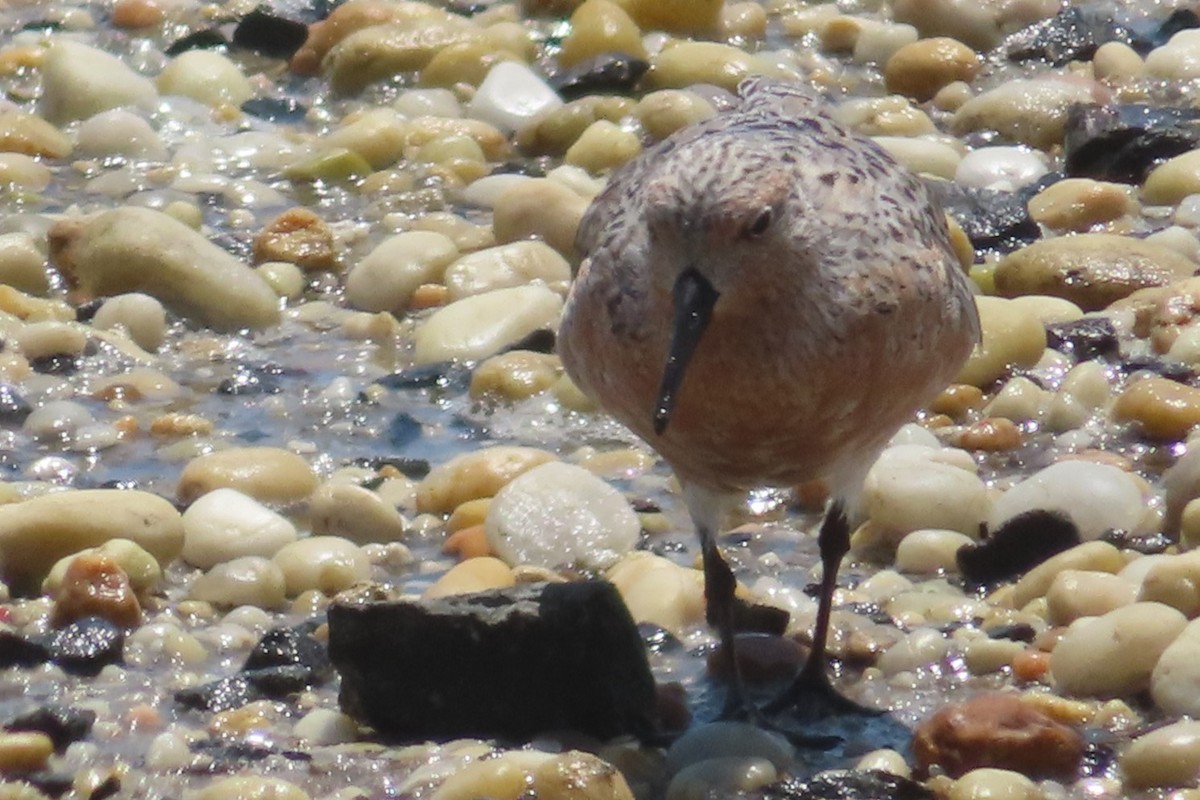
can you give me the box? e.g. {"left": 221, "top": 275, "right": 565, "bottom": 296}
{"left": 1063, "top": 103, "right": 1200, "bottom": 185}
{"left": 1004, "top": 7, "right": 1125, "bottom": 66}
{"left": 329, "top": 581, "right": 657, "bottom": 741}
{"left": 551, "top": 53, "right": 649, "bottom": 101}
{"left": 926, "top": 180, "right": 1041, "bottom": 256}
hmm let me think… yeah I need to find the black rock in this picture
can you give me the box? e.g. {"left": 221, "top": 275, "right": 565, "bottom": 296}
{"left": 0, "top": 385, "right": 31, "bottom": 424}
{"left": 49, "top": 618, "right": 124, "bottom": 677}
{"left": 74, "top": 299, "right": 105, "bottom": 323}
{"left": 329, "top": 581, "right": 657, "bottom": 740}
{"left": 1063, "top": 103, "right": 1200, "bottom": 185}
{"left": 217, "top": 364, "right": 283, "bottom": 395}
{"left": 764, "top": 769, "right": 934, "bottom": 800}
{"left": 232, "top": 8, "right": 309, "bottom": 59}
{"left": 502, "top": 328, "right": 556, "bottom": 355}
{"left": 1045, "top": 316, "right": 1119, "bottom": 362}
{"left": 30, "top": 354, "right": 80, "bottom": 376}
{"left": 1127, "top": 8, "right": 1200, "bottom": 55}
{"left": 175, "top": 665, "right": 314, "bottom": 712}
{"left": 385, "top": 412, "right": 422, "bottom": 449}
{"left": 958, "top": 510, "right": 1080, "bottom": 586}
{"left": 354, "top": 455, "right": 431, "bottom": 479}
{"left": 1005, "top": 7, "right": 1125, "bottom": 66}
{"left": 241, "top": 97, "right": 308, "bottom": 124}
{"left": 375, "top": 362, "right": 472, "bottom": 392}
{"left": 1117, "top": 354, "right": 1195, "bottom": 383}
{"left": 0, "top": 630, "right": 50, "bottom": 668}
{"left": 6, "top": 705, "right": 96, "bottom": 752}
{"left": 242, "top": 626, "right": 331, "bottom": 684}
{"left": 164, "top": 29, "right": 228, "bottom": 56}
{"left": 927, "top": 181, "right": 1040, "bottom": 256}
{"left": 551, "top": 53, "right": 649, "bottom": 101}
{"left": 985, "top": 622, "right": 1037, "bottom": 643}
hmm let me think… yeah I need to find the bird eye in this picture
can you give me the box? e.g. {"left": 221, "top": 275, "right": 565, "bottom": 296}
{"left": 746, "top": 208, "right": 773, "bottom": 238}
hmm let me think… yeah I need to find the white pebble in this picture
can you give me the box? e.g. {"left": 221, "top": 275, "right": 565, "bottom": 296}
{"left": 955, "top": 146, "right": 1048, "bottom": 191}
{"left": 75, "top": 109, "right": 166, "bottom": 161}
{"left": 876, "top": 628, "right": 950, "bottom": 675}
{"left": 293, "top": 708, "right": 359, "bottom": 745}
{"left": 272, "top": 536, "right": 371, "bottom": 596}
{"left": 895, "top": 529, "right": 973, "bottom": 574}
{"left": 1120, "top": 719, "right": 1200, "bottom": 789}
{"left": 1051, "top": 602, "right": 1187, "bottom": 697}
{"left": 188, "top": 556, "right": 287, "bottom": 610}
{"left": 181, "top": 488, "right": 298, "bottom": 569}
{"left": 23, "top": 400, "right": 94, "bottom": 441}
{"left": 988, "top": 461, "right": 1144, "bottom": 541}
{"left": 414, "top": 285, "right": 563, "bottom": 365}
{"left": 1151, "top": 617, "right": 1200, "bottom": 716}
{"left": 92, "top": 293, "right": 167, "bottom": 352}
{"left": 467, "top": 62, "right": 563, "bottom": 133}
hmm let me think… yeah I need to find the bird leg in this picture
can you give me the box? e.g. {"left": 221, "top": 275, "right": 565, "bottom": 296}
{"left": 700, "top": 534, "right": 758, "bottom": 721}
{"left": 764, "top": 500, "right": 878, "bottom": 718}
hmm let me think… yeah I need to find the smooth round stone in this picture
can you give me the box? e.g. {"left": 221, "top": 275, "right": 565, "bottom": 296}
{"left": 1007, "top": 295, "right": 1085, "bottom": 325}
{"left": 188, "top": 556, "right": 287, "bottom": 610}
{"left": 831, "top": 95, "right": 936, "bottom": 137}
{"left": 884, "top": 37, "right": 980, "bottom": 101}
{"left": 416, "top": 446, "right": 555, "bottom": 514}
{"left": 420, "top": 42, "right": 516, "bottom": 91}
{"left": 664, "top": 721, "right": 793, "bottom": 775}
{"left": 323, "top": 15, "right": 482, "bottom": 95}
{"left": 0, "top": 153, "right": 51, "bottom": 191}
{"left": 1138, "top": 554, "right": 1200, "bottom": 617}
{"left": 0, "top": 233, "right": 49, "bottom": 296}
{"left": 564, "top": 120, "right": 642, "bottom": 174}
{"left": 518, "top": 96, "right": 635, "bottom": 157}
{"left": 863, "top": 447, "right": 990, "bottom": 538}
{"left": 1051, "top": 602, "right": 1187, "bottom": 697}
{"left": 432, "top": 750, "right": 555, "bottom": 800}
{"left": 955, "top": 146, "right": 1047, "bottom": 192}
{"left": 1166, "top": 446, "right": 1200, "bottom": 538}
{"left": 877, "top": 628, "right": 951, "bottom": 675}
{"left": 1151, "top": 618, "right": 1200, "bottom": 715}
{"left": 952, "top": 77, "right": 1096, "bottom": 149}
{"left": 993, "top": 234, "right": 1195, "bottom": 312}
{"left": 1145, "top": 29, "right": 1200, "bottom": 80}
{"left": 444, "top": 241, "right": 571, "bottom": 301}
{"left": 345, "top": 231, "right": 458, "bottom": 313}
{"left": 608, "top": 552, "right": 704, "bottom": 634}
{"left": 468, "top": 61, "right": 563, "bottom": 133}
{"left": 1027, "top": 178, "right": 1136, "bottom": 232}
{"left": 48, "top": 207, "right": 279, "bottom": 332}
{"left": 50, "top": 551, "right": 142, "bottom": 628}
{"left": 634, "top": 90, "right": 716, "bottom": 140}
{"left": 1114, "top": 377, "right": 1200, "bottom": 441}
{"left": 855, "top": 749, "right": 911, "bottom": 777}
{"left": 1012, "top": 541, "right": 1125, "bottom": 609}
{"left": 257, "top": 261, "right": 306, "bottom": 300}
{"left": 91, "top": 293, "right": 167, "bottom": 352}
{"left": 956, "top": 297, "right": 1046, "bottom": 387}
{"left": 157, "top": 50, "right": 253, "bottom": 107}
{"left": 615, "top": 0, "right": 721, "bottom": 34}
{"left": 413, "top": 285, "right": 564, "bottom": 365}
{"left": 470, "top": 351, "right": 562, "bottom": 401}
{"left": 988, "top": 461, "right": 1143, "bottom": 542}
{"left": 1120, "top": 719, "right": 1200, "bottom": 789}
{"left": 23, "top": 400, "right": 95, "bottom": 441}
{"left": 177, "top": 447, "right": 318, "bottom": 507}
{"left": 321, "top": 108, "right": 406, "bottom": 170}
{"left": 559, "top": 0, "right": 645, "bottom": 67}
{"left": 75, "top": 109, "right": 165, "bottom": 161}
{"left": 181, "top": 488, "right": 298, "bottom": 569}
{"left": 0, "top": 110, "right": 72, "bottom": 159}
{"left": 0, "top": 732, "right": 53, "bottom": 774}
{"left": 0, "top": 489, "right": 183, "bottom": 593}
{"left": 293, "top": 708, "right": 359, "bottom": 746}
{"left": 394, "top": 87, "right": 462, "bottom": 118}
{"left": 193, "top": 776, "right": 309, "bottom": 800}
{"left": 424, "top": 556, "right": 515, "bottom": 599}
{"left": 531, "top": 750, "right": 635, "bottom": 800}
{"left": 948, "top": 768, "right": 1041, "bottom": 800}
{"left": 962, "top": 635, "right": 1025, "bottom": 675}
{"left": 272, "top": 536, "right": 371, "bottom": 596}
{"left": 1145, "top": 150, "right": 1200, "bottom": 207}
{"left": 14, "top": 320, "right": 86, "bottom": 360}
{"left": 1045, "top": 569, "right": 1138, "bottom": 626}
{"left": 872, "top": 136, "right": 961, "bottom": 179}
{"left": 39, "top": 39, "right": 158, "bottom": 124}
{"left": 891, "top": 0, "right": 1003, "bottom": 50}
{"left": 645, "top": 42, "right": 777, "bottom": 92}
{"left": 492, "top": 178, "right": 589, "bottom": 259}
{"left": 309, "top": 482, "right": 407, "bottom": 544}
{"left": 895, "top": 529, "right": 974, "bottom": 574}
{"left": 665, "top": 757, "right": 776, "bottom": 800}
{"left": 485, "top": 462, "right": 640, "bottom": 570}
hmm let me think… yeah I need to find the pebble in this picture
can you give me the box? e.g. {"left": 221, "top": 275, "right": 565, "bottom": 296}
{"left": 272, "top": 536, "right": 371, "bottom": 596}
{"left": 892, "top": 0, "right": 1004, "bottom": 50}
{"left": 1146, "top": 149, "right": 1200, "bottom": 207}
{"left": 952, "top": 77, "right": 1096, "bottom": 149}
{"left": 188, "top": 556, "right": 287, "bottom": 610}
{"left": 884, "top": 37, "right": 980, "bottom": 101}
{"left": 485, "top": 462, "right": 639, "bottom": 570}
{"left": 0, "top": 233, "right": 49, "bottom": 296}
{"left": 664, "top": 721, "right": 793, "bottom": 775}
{"left": 608, "top": 552, "right": 704, "bottom": 634}
{"left": 293, "top": 708, "right": 359, "bottom": 746}
{"left": 993, "top": 234, "right": 1195, "bottom": 312}
{"left": 181, "top": 488, "right": 298, "bottom": 569}
{"left": 416, "top": 446, "right": 555, "bottom": 514}
{"left": 665, "top": 757, "right": 776, "bottom": 800}
{"left": 988, "top": 461, "right": 1144, "bottom": 542}
{"left": 876, "top": 627, "right": 951, "bottom": 675}
{"left": 531, "top": 750, "right": 636, "bottom": 800}
{"left": 50, "top": 552, "right": 141, "bottom": 629}
{"left": 1138, "top": 554, "right": 1200, "bottom": 617}
{"left": 177, "top": 447, "right": 318, "bottom": 507}
{"left": 564, "top": 120, "right": 642, "bottom": 174}
{"left": 558, "top": 0, "right": 645, "bottom": 67}
{"left": 1051, "top": 601, "right": 1187, "bottom": 697}
{"left": 444, "top": 241, "right": 571, "bottom": 301}
{"left": 1045, "top": 570, "right": 1138, "bottom": 625}
{"left": 1164, "top": 445, "right": 1200, "bottom": 537}
{"left": 1145, "top": 29, "right": 1200, "bottom": 81}
{"left": 1027, "top": 178, "right": 1136, "bottom": 232}
{"left": 323, "top": 15, "right": 482, "bottom": 95}
{"left": 1114, "top": 377, "right": 1200, "bottom": 441}
{"left": 948, "top": 768, "right": 1042, "bottom": 800}
{"left": 470, "top": 351, "right": 562, "bottom": 401}
{"left": 0, "top": 111, "right": 72, "bottom": 160}
{"left": 157, "top": 50, "right": 253, "bottom": 107}
{"left": 321, "top": 108, "right": 406, "bottom": 170}
{"left": 634, "top": 90, "right": 716, "bottom": 141}
{"left": 14, "top": 321, "right": 86, "bottom": 361}
{"left": 1151, "top": 617, "right": 1200, "bottom": 715}
{"left": 431, "top": 751, "right": 555, "bottom": 800}
{"left": 895, "top": 529, "right": 974, "bottom": 574}
{"left": 91, "top": 293, "right": 167, "bottom": 352}
{"left": 645, "top": 42, "right": 777, "bottom": 92}
{"left": 492, "top": 179, "right": 590, "bottom": 259}
{"left": 0, "top": 732, "right": 53, "bottom": 774}
{"left": 468, "top": 62, "right": 563, "bottom": 133}
{"left": 0, "top": 489, "right": 183, "bottom": 593}
{"left": 74, "top": 109, "right": 164, "bottom": 161}
{"left": 873, "top": 136, "right": 961, "bottom": 180}
{"left": 48, "top": 207, "right": 281, "bottom": 332}
{"left": 956, "top": 297, "right": 1046, "bottom": 387}
{"left": 253, "top": 208, "right": 338, "bottom": 273}
{"left": 413, "top": 285, "right": 563, "bottom": 365}
{"left": 42, "top": 538, "right": 162, "bottom": 597}
{"left": 423, "top": 556, "right": 515, "bottom": 599}
{"left": 345, "top": 231, "right": 458, "bottom": 313}
{"left": 309, "top": 483, "right": 407, "bottom": 544}
{"left": 193, "top": 776, "right": 310, "bottom": 800}
{"left": 39, "top": 39, "right": 157, "bottom": 124}
{"left": 1011, "top": 541, "right": 1124, "bottom": 609}
{"left": 862, "top": 446, "right": 990, "bottom": 539}
{"left": 1120, "top": 719, "right": 1200, "bottom": 789}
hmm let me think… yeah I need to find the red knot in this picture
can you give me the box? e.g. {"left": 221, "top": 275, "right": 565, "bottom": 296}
{"left": 559, "top": 76, "right": 980, "bottom": 726}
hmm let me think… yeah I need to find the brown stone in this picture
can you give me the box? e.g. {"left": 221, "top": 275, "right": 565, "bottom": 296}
{"left": 912, "top": 692, "right": 1086, "bottom": 779}
{"left": 111, "top": 0, "right": 164, "bottom": 28}
{"left": 1113, "top": 377, "right": 1200, "bottom": 441}
{"left": 956, "top": 417, "right": 1022, "bottom": 451}
{"left": 51, "top": 553, "right": 142, "bottom": 630}
{"left": 253, "top": 208, "right": 338, "bottom": 272}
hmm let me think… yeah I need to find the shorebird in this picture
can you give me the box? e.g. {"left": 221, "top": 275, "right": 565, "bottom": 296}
{"left": 558, "top": 76, "right": 980, "bottom": 721}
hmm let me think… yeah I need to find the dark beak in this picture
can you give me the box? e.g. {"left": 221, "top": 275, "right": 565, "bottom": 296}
{"left": 654, "top": 268, "right": 719, "bottom": 435}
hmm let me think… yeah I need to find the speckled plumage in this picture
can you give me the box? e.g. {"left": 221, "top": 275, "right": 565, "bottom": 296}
{"left": 560, "top": 76, "right": 980, "bottom": 507}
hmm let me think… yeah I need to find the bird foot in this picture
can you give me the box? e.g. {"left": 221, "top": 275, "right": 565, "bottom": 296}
{"left": 762, "top": 661, "right": 881, "bottom": 720}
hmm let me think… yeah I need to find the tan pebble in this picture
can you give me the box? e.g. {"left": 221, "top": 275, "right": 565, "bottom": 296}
{"left": 612, "top": 0, "right": 721, "bottom": 35}
{"left": 1145, "top": 149, "right": 1200, "bottom": 207}
{"left": 720, "top": 2, "right": 767, "bottom": 39}
{"left": 645, "top": 42, "right": 777, "bottom": 92}
{"left": 1027, "top": 178, "right": 1137, "bottom": 232}
{"left": 0, "top": 45, "right": 45, "bottom": 77}
{"left": 929, "top": 384, "right": 984, "bottom": 419}
{"left": 553, "top": 372, "right": 599, "bottom": 412}
{"left": 531, "top": 750, "right": 634, "bottom": 800}
{"left": 0, "top": 112, "right": 72, "bottom": 159}
{"left": 564, "top": 119, "right": 642, "bottom": 174}
{"left": 492, "top": 178, "right": 589, "bottom": 259}
{"left": 420, "top": 41, "right": 514, "bottom": 89}
{"left": 575, "top": 447, "right": 654, "bottom": 479}
{"left": 424, "top": 556, "right": 515, "bottom": 598}
{"left": 885, "top": 37, "right": 980, "bottom": 101}
{"left": 952, "top": 78, "right": 1095, "bottom": 149}
{"left": 956, "top": 417, "right": 1022, "bottom": 451}
{"left": 410, "top": 283, "right": 450, "bottom": 309}
{"left": 518, "top": 96, "right": 634, "bottom": 157}
{"left": 252, "top": 208, "right": 339, "bottom": 272}
{"left": 0, "top": 732, "right": 53, "bottom": 775}
{"left": 289, "top": 0, "right": 419, "bottom": 75}
{"left": 209, "top": 700, "right": 279, "bottom": 737}
{"left": 322, "top": 16, "right": 483, "bottom": 95}
{"left": 820, "top": 16, "right": 863, "bottom": 53}
{"left": 51, "top": 553, "right": 141, "bottom": 629}
{"left": 177, "top": 446, "right": 318, "bottom": 506}
{"left": 949, "top": 768, "right": 1040, "bottom": 800}
{"left": 432, "top": 751, "right": 554, "bottom": 800}
{"left": 43, "top": 538, "right": 162, "bottom": 598}
{"left": 111, "top": 0, "right": 164, "bottom": 27}
{"left": 957, "top": 297, "right": 1047, "bottom": 388}
{"left": 404, "top": 117, "right": 511, "bottom": 162}
{"left": 92, "top": 367, "right": 181, "bottom": 403}
{"left": 559, "top": 0, "right": 645, "bottom": 68}
{"left": 447, "top": 498, "right": 491, "bottom": 532}
{"left": 149, "top": 412, "right": 213, "bottom": 438}
{"left": 470, "top": 351, "right": 562, "bottom": 401}
{"left": 833, "top": 95, "right": 936, "bottom": 137}
{"left": 273, "top": 536, "right": 371, "bottom": 596}
{"left": 1093, "top": 41, "right": 1143, "bottom": 83}
{"left": 1138, "top": 554, "right": 1200, "bottom": 617}
{"left": 1051, "top": 602, "right": 1187, "bottom": 697}
{"left": 608, "top": 552, "right": 704, "bottom": 635}
{"left": 1114, "top": 377, "right": 1200, "bottom": 440}
{"left": 309, "top": 482, "right": 407, "bottom": 544}
{"left": 416, "top": 446, "right": 556, "bottom": 514}
{"left": 634, "top": 90, "right": 716, "bottom": 141}
{"left": 1045, "top": 569, "right": 1138, "bottom": 625}
{"left": 193, "top": 775, "right": 310, "bottom": 800}
{"left": 443, "top": 524, "right": 493, "bottom": 559}
{"left": 1012, "top": 541, "right": 1124, "bottom": 608}
{"left": 1120, "top": 719, "right": 1200, "bottom": 789}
